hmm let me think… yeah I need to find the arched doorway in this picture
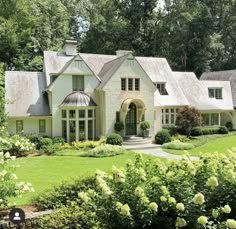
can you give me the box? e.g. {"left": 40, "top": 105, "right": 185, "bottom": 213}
{"left": 125, "top": 103, "right": 137, "bottom": 135}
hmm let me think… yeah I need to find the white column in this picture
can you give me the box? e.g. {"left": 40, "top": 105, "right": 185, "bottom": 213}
{"left": 85, "top": 109, "right": 88, "bottom": 140}
{"left": 76, "top": 109, "right": 79, "bottom": 141}
{"left": 66, "top": 110, "right": 69, "bottom": 142}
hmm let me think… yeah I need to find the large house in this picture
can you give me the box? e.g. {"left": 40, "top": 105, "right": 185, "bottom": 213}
{"left": 5, "top": 40, "right": 236, "bottom": 142}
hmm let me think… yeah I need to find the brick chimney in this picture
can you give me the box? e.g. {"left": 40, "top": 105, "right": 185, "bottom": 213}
{"left": 63, "top": 39, "right": 78, "bottom": 56}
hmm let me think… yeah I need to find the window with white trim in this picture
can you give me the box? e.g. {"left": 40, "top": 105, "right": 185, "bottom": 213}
{"left": 155, "top": 83, "right": 168, "bottom": 95}
{"left": 208, "top": 88, "right": 222, "bottom": 99}
{"left": 39, "top": 120, "right": 46, "bottom": 133}
{"left": 61, "top": 108, "right": 96, "bottom": 142}
{"left": 16, "top": 120, "right": 23, "bottom": 133}
{"left": 161, "top": 108, "right": 177, "bottom": 125}
{"left": 72, "top": 75, "right": 84, "bottom": 91}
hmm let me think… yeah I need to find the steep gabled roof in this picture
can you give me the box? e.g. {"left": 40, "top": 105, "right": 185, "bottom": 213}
{"left": 201, "top": 70, "right": 236, "bottom": 108}
{"left": 5, "top": 71, "right": 50, "bottom": 117}
{"left": 174, "top": 72, "right": 233, "bottom": 110}
{"left": 136, "top": 57, "right": 189, "bottom": 106}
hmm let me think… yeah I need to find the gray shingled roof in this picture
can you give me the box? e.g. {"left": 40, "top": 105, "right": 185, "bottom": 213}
{"left": 136, "top": 57, "right": 189, "bottom": 106}
{"left": 174, "top": 72, "right": 233, "bottom": 110}
{"left": 60, "top": 92, "right": 97, "bottom": 107}
{"left": 5, "top": 71, "right": 50, "bottom": 117}
{"left": 201, "top": 70, "right": 236, "bottom": 108}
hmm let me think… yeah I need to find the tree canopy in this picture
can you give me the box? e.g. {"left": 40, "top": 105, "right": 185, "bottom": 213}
{"left": 0, "top": 0, "right": 235, "bottom": 75}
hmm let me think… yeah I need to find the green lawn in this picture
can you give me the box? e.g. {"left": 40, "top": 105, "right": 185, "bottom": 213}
{"left": 11, "top": 152, "right": 158, "bottom": 206}
{"left": 164, "top": 134, "right": 236, "bottom": 156}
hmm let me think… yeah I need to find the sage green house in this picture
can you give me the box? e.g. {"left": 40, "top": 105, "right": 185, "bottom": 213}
{"left": 5, "top": 40, "right": 236, "bottom": 141}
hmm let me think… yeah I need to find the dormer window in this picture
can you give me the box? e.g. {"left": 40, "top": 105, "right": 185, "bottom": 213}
{"left": 208, "top": 88, "right": 222, "bottom": 99}
{"left": 155, "top": 83, "right": 168, "bottom": 95}
{"left": 72, "top": 75, "right": 84, "bottom": 91}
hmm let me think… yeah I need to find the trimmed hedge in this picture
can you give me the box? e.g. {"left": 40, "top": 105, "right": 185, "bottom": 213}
{"left": 190, "top": 127, "right": 203, "bottom": 136}
{"left": 155, "top": 129, "right": 171, "bottom": 145}
{"left": 106, "top": 133, "right": 123, "bottom": 146}
{"left": 200, "top": 127, "right": 219, "bottom": 135}
{"left": 218, "top": 126, "right": 229, "bottom": 134}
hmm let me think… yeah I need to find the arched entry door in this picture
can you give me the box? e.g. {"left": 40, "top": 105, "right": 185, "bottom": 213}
{"left": 125, "top": 103, "right": 137, "bottom": 135}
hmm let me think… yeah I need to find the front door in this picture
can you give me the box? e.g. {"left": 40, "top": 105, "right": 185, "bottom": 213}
{"left": 125, "top": 103, "right": 137, "bottom": 135}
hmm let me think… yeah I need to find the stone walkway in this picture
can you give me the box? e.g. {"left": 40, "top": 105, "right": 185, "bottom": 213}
{"left": 124, "top": 143, "right": 199, "bottom": 160}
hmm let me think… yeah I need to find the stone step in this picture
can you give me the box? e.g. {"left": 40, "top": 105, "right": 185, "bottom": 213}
{"left": 123, "top": 136, "right": 152, "bottom": 145}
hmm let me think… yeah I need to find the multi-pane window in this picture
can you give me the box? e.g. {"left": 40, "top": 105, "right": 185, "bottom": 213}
{"left": 128, "top": 78, "right": 133, "bottom": 90}
{"left": 161, "top": 108, "right": 177, "bottom": 125}
{"left": 121, "top": 78, "right": 126, "bottom": 91}
{"left": 156, "top": 83, "right": 168, "bottom": 95}
{"left": 61, "top": 109, "right": 96, "bottom": 142}
{"left": 201, "top": 113, "right": 220, "bottom": 126}
{"left": 121, "top": 78, "right": 140, "bottom": 91}
{"left": 208, "top": 88, "right": 222, "bottom": 99}
{"left": 135, "top": 78, "right": 140, "bottom": 91}
{"left": 39, "top": 120, "right": 46, "bottom": 133}
{"left": 72, "top": 75, "right": 84, "bottom": 91}
{"left": 16, "top": 120, "right": 23, "bottom": 133}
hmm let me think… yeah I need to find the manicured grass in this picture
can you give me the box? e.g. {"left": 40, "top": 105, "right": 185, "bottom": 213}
{"left": 164, "top": 134, "right": 236, "bottom": 156}
{"left": 11, "top": 152, "right": 158, "bottom": 206}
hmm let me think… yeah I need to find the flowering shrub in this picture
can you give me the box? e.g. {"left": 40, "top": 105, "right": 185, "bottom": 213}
{"left": 61, "top": 139, "right": 105, "bottom": 150}
{"left": 81, "top": 144, "right": 126, "bottom": 157}
{"left": 0, "top": 135, "right": 35, "bottom": 156}
{"left": 38, "top": 153, "right": 236, "bottom": 228}
{"left": 162, "top": 140, "right": 194, "bottom": 150}
{"left": 0, "top": 152, "right": 34, "bottom": 209}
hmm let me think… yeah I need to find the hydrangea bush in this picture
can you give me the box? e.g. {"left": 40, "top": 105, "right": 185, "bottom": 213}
{"left": 0, "top": 135, "right": 35, "bottom": 156}
{"left": 71, "top": 153, "right": 236, "bottom": 228}
{"left": 0, "top": 152, "right": 34, "bottom": 209}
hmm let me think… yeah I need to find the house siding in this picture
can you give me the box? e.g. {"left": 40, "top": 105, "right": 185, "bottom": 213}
{"left": 103, "top": 59, "right": 155, "bottom": 136}
{"left": 8, "top": 117, "right": 52, "bottom": 136}
{"left": 50, "top": 59, "right": 100, "bottom": 138}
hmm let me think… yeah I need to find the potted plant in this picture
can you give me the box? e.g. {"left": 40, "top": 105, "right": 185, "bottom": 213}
{"left": 140, "top": 121, "right": 150, "bottom": 138}
{"left": 114, "top": 121, "right": 125, "bottom": 137}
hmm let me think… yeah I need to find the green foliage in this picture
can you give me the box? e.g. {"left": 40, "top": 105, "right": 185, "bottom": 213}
{"left": 0, "top": 135, "right": 35, "bottom": 156}
{"left": 0, "top": 152, "right": 34, "bottom": 209}
{"left": 201, "top": 127, "right": 219, "bottom": 135}
{"left": 191, "top": 127, "right": 203, "bottom": 136}
{"left": 140, "top": 121, "right": 150, "bottom": 130}
{"left": 171, "top": 134, "right": 190, "bottom": 142}
{"left": 42, "top": 144, "right": 61, "bottom": 155}
{"left": 106, "top": 133, "right": 123, "bottom": 146}
{"left": 63, "top": 139, "right": 105, "bottom": 150}
{"left": 155, "top": 129, "right": 171, "bottom": 145}
{"left": 36, "top": 203, "right": 100, "bottom": 229}
{"left": 114, "top": 121, "right": 124, "bottom": 132}
{"left": 176, "top": 107, "right": 200, "bottom": 136}
{"left": 80, "top": 144, "right": 126, "bottom": 158}
{"left": 52, "top": 137, "right": 65, "bottom": 144}
{"left": 218, "top": 126, "right": 229, "bottom": 134}
{"left": 36, "top": 153, "right": 236, "bottom": 228}
{"left": 162, "top": 125, "right": 178, "bottom": 136}
{"left": 33, "top": 177, "right": 95, "bottom": 210}
{"left": 226, "top": 122, "right": 233, "bottom": 131}
{"left": 162, "top": 140, "right": 194, "bottom": 150}
{"left": 39, "top": 138, "right": 53, "bottom": 149}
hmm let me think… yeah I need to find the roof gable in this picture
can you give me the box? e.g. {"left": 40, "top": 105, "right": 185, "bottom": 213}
{"left": 5, "top": 71, "right": 50, "bottom": 116}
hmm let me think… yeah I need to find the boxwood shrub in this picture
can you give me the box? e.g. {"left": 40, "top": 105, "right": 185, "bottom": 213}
{"left": 190, "top": 127, "right": 203, "bottom": 136}
{"left": 106, "top": 133, "right": 123, "bottom": 146}
{"left": 218, "top": 126, "right": 229, "bottom": 134}
{"left": 200, "top": 127, "right": 219, "bottom": 135}
{"left": 155, "top": 129, "right": 171, "bottom": 144}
